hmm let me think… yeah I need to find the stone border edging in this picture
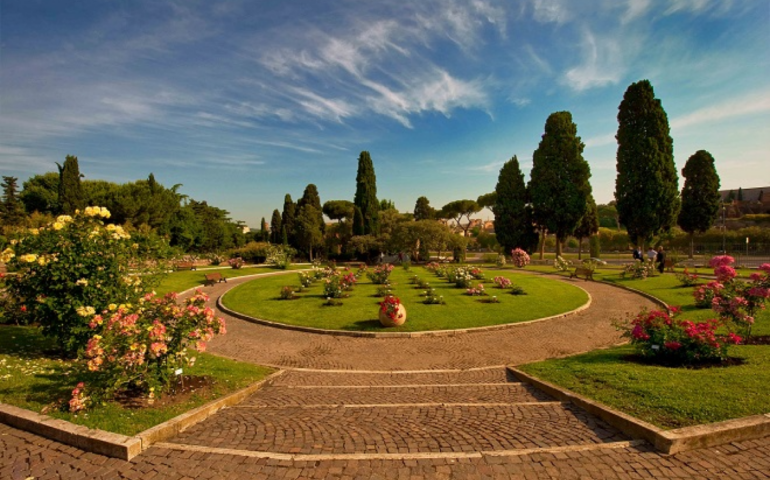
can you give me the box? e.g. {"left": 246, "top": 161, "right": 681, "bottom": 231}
{"left": 217, "top": 277, "right": 592, "bottom": 338}
{"left": 507, "top": 366, "right": 770, "bottom": 455}
{"left": 0, "top": 369, "right": 285, "bottom": 461}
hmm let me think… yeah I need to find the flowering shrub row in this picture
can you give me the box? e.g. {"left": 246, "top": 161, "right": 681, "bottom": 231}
{"left": 623, "top": 308, "right": 740, "bottom": 364}
{"left": 367, "top": 264, "right": 394, "bottom": 284}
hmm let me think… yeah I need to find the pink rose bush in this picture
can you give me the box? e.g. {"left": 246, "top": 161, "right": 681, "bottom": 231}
{"left": 693, "top": 257, "right": 770, "bottom": 338}
{"left": 623, "top": 308, "right": 740, "bottom": 364}
{"left": 76, "top": 290, "right": 226, "bottom": 411}
{"left": 511, "top": 248, "right": 530, "bottom": 268}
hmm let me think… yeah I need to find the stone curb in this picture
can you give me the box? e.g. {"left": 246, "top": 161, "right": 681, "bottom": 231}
{"left": 507, "top": 366, "right": 770, "bottom": 455}
{"left": 0, "top": 370, "right": 284, "bottom": 461}
{"left": 217, "top": 278, "right": 592, "bottom": 338}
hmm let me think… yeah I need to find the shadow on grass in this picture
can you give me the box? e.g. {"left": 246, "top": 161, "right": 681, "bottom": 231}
{"left": 341, "top": 319, "right": 383, "bottom": 331}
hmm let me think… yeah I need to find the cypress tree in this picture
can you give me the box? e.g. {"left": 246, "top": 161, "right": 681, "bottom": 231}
{"left": 1, "top": 176, "right": 25, "bottom": 226}
{"left": 281, "top": 194, "right": 296, "bottom": 247}
{"left": 260, "top": 217, "right": 268, "bottom": 241}
{"left": 270, "top": 209, "right": 282, "bottom": 244}
{"left": 352, "top": 206, "right": 365, "bottom": 236}
{"left": 493, "top": 156, "right": 529, "bottom": 252}
{"left": 56, "top": 155, "right": 85, "bottom": 214}
{"left": 529, "top": 112, "right": 592, "bottom": 257}
{"left": 354, "top": 151, "right": 379, "bottom": 235}
{"left": 737, "top": 187, "right": 743, "bottom": 201}
{"left": 678, "top": 150, "right": 721, "bottom": 257}
{"left": 614, "top": 80, "right": 679, "bottom": 246}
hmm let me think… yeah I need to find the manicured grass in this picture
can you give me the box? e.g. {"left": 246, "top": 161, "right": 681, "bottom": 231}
{"left": 519, "top": 344, "right": 770, "bottom": 429}
{"left": 155, "top": 264, "right": 305, "bottom": 295}
{"left": 0, "top": 325, "right": 274, "bottom": 436}
{"left": 222, "top": 266, "right": 588, "bottom": 332}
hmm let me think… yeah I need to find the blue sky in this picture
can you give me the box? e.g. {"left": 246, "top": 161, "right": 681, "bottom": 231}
{"left": 1, "top": 0, "right": 768, "bottom": 227}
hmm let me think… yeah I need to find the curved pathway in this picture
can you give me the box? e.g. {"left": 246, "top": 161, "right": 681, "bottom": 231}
{"left": 3, "top": 271, "right": 769, "bottom": 478}
{"left": 202, "top": 272, "right": 658, "bottom": 370}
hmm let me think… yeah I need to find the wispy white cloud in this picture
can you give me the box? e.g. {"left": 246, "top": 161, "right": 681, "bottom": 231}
{"left": 621, "top": 0, "right": 652, "bottom": 24}
{"left": 562, "top": 28, "right": 626, "bottom": 91}
{"left": 584, "top": 133, "right": 616, "bottom": 148}
{"left": 531, "top": 0, "right": 571, "bottom": 24}
{"left": 671, "top": 89, "right": 770, "bottom": 130}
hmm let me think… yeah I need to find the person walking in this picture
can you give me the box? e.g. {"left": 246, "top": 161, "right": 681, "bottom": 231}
{"left": 656, "top": 247, "right": 666, "bottom": 274}
{"left": 646, "top": 246, "right": 657, "bottom": 263}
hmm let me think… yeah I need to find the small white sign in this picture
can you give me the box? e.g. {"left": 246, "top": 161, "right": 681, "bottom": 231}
{"left": 175, "top": 368, "right": 183, "bottom": 376}
{"left": 651, "top": 345, "right": 660, "bottom": 350}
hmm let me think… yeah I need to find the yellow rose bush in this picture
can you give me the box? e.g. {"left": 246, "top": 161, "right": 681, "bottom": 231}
{"left": 2, "top": 207, "right": 162, "bottom": 355}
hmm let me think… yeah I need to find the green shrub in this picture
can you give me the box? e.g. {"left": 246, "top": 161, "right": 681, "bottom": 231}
{"left": 228, "top": 241, "right": 271, "bottom": 263}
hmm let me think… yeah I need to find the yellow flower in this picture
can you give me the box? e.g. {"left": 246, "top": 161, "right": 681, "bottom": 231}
{"left": 76, "top": 278, "right": 88, "bottom": 287}
{"left": 20, "top": 253, "right": 38, "bottom": 263}
{"left": 76, "top": 306, "right": 95, "bottom": 317}
{"left": 37, "top": 256, "right": 49, "bottom": 266}
{"left": 53, "top": 222, "right": 64, "bottom": 231}
{"left": 29, "top": 228, "right": 39, "bottom": 235}
{"left": 1, "top": 248, "right": 14, "bottom": 263}
{"left": 100, "top": 207, "right": 111, "bottom": 219}
{"left": 56, "top": 215, "right": 72, "bottom": 224}
{"left": 108, "top": 303, "right": 117, "bottom": 311}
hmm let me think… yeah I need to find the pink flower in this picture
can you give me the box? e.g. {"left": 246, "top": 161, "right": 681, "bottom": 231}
{"left": 758, "top": 263, "right": 770, "bottom": 273}
{"left": 709, "top": 255, "right": 735, "bottom": 268}
{"left": 714, "top": 265, "right": 737, "bottom": 282}
{"left": 664, "top": 341, "right": 682, "bottom": 350}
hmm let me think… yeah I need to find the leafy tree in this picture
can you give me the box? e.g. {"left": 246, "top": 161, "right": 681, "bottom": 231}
{"left": 1, "top": 176, "right": 26, "bottom": 226}
{"left": 379, "top": 199, "right": 396, "bottom": 211}
{"left": 323, "top": 200, "right": 355, "bottom": 221}
{"left": 393, "top": 220, "right": 454, "bottom": 261}
{"left": 678, "top": 150, "right": 721, "bottom": 257}
{"left": 20, "top": 172, "right": 60, "bottom": 215}
{"left": 413, "top": 196, "right": 435, "bottom": 220}
{"left": 597, "top": 202, "right": 621, "bottom": 230}
{"left": 614, "top": 80, "right": 679, "bottom": 247}
{"left": 354, "top": 151, "right": 379, "bottom": 235}
{"left": 439, "top": 199, "right": 480, "bottom": 237}
{"left": 573, "top": 194, "right": 599, "bottom": 259}
{"left": 493, "top": 156, "right": 530, "bottom": 252}
{"left": 270, "top": 209, "right": 282, "bottom": 244}
{"left": 477, "top": 192, "right": 497, "bottom": 213}
{"left": 529, "top": 112, "right": 592, "bottom": 256}
{"left": 57, "top": 155, "right": 85, "bottom": 214}
{"left": 281, "top": 194, "right": 296, "bottom": 247}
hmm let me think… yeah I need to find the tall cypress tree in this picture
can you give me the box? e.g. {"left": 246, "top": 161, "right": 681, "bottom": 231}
{"left": 281, "top": 194, "right": 296, "bottom": 247}
{"left": 295, "top": 184, "right": 325, "bottom": 260}
{"left": 352, "top": 206, "right": 365, "bottom": 236}
{"left": 529, "top": 112, "right": 592, "bottom": 256}
{"left": 56, "top": 155, "right": 85, "bottom": 214}
{"left": 1, "top": 176, "right": 25, "bottom": 226}
{"left": 614, "top": 80, "right": 679, "bottom": 246}
{"left": 573, "top": 193, "right": 599, "bottom": 260}
{"left": 354, "top": 151, "right": 379, "bottom": 235}
{"left": 493, "top": 156, "right": 529, "bottom": 252}
{"left": 678, "top": 150, "right": 721, "bottom": 257}
{"left": 270, "top": 209, "right": 282, "bottom": 244}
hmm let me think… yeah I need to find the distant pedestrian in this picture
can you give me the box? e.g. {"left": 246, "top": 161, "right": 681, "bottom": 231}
{"left": 656, "top": 247, "right": 666, "bottom": 274}
{"left": 632, "top": 246, "right": 642, "bottom": 261}
{"left": 647, "top": 247, "right": 657, "bottom": 263}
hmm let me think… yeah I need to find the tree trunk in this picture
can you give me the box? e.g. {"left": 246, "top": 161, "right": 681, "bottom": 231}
{"left": 578, "top": 237, "right": 583, "bottom": 260}
{"left": 689, "top": 232, "right": 694, "bottom": 259}
{"left": 555, "top": 235, "right": 563, "bottom": 257}
{"left": 539, "top": 231, "right": 546, "bottom": 259}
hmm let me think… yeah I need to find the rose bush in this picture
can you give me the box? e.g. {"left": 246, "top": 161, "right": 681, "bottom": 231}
{"left": 77, "top": 290, "right": 226, "bottom": 410}
{"left": 1, "top": 207, "right": 166, "bottom": 355}
{"left": 622, "top": 308, "right": 740, "bottom": 364}
{"left": 511, "top": 248, "right": 530, "bottom": 268}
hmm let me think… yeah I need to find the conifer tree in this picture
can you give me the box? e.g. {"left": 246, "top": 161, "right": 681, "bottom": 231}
{"left": 413, "top": 196, "right": 435, "bottom": 221}
{"left": 295, "top": 184, "right": 325, "bottom": 259}
{"left": 270, "top": 209, "right": 282, "bottom": 244}
{"left": 493, "top": 156, "right": 529, "bottom": 252}
{"left": 57, "top": 155, "right": 85, "bottom": 214}
{"left": 678, "top": 150, "right": 721, "bottom": 257}
{"left": 573, "top": 193, "right": 599, "bottom": 259}
{"left": 614, "top": 80, "right": 679, "bottom": 246}
{"left": 281, "top": 194, "right": 296, "bottom": 247}
{"left": 354, "top": 151, "right": 379, "bottom": 235}
{"left": 529, "top": 112, "right": 592, "bottom": 256}
{"left": 352, "top": 206, "right": 365, "bottom": 236}
{"left": 1, "top": 176, "right": 26, "bottom": 226}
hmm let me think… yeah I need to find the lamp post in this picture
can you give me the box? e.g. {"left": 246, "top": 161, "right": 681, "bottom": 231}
{"left": 721, "top": 204, "right": 726, "bottom": 253}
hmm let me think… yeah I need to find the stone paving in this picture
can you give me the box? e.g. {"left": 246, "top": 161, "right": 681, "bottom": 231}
{"left": 2, "top": 272, "right": 769, "bottom": 478}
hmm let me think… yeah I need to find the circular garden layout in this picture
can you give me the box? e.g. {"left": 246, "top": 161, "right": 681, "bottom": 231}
{"left": 221, "top": 265, "right": 588, "bottom": 332}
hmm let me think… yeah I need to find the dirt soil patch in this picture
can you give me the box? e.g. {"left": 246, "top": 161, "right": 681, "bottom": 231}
{"left": 115, "top": 375, "right": 216, "bottom": 409}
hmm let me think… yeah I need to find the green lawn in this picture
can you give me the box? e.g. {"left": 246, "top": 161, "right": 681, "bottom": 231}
{"left": 519, "top": 344, "right": 770, "bottom": 429}
{"left": 519, "top": 265, "right": 770, "bottom": 429}
{"left": 155, "top": 264, "right": 305, "bottom": 295}
{"left": 222, "top": 266, "right": 589, "bottom": 332}
{"left": 0, "top": 325, "right": 274, "bottom": 436}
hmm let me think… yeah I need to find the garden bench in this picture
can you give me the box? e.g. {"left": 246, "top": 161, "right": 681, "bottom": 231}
{"left": 204, "top": 272, "right": 227, "bottom": 286}
{"left": 664, "top": 259, "right": 676, "bottom": 272}
{"left": 569, "top": 267, "right": 594, "bottom": 281}
{"left": 175, "top": 262, "right": 197, "bottom": 271}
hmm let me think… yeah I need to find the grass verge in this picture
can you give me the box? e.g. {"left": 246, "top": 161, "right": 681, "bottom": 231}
{"left": 221, "top": 266, "right": 588, "bottom": 332}
{"left": 155, "top": 264, "right": 304, "bottom": 295}
{"left": 519, "top": 267, "right": 770, "bottom": 429}
{"left": 0, "top": 325, "right": 274, "bottom": 436}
